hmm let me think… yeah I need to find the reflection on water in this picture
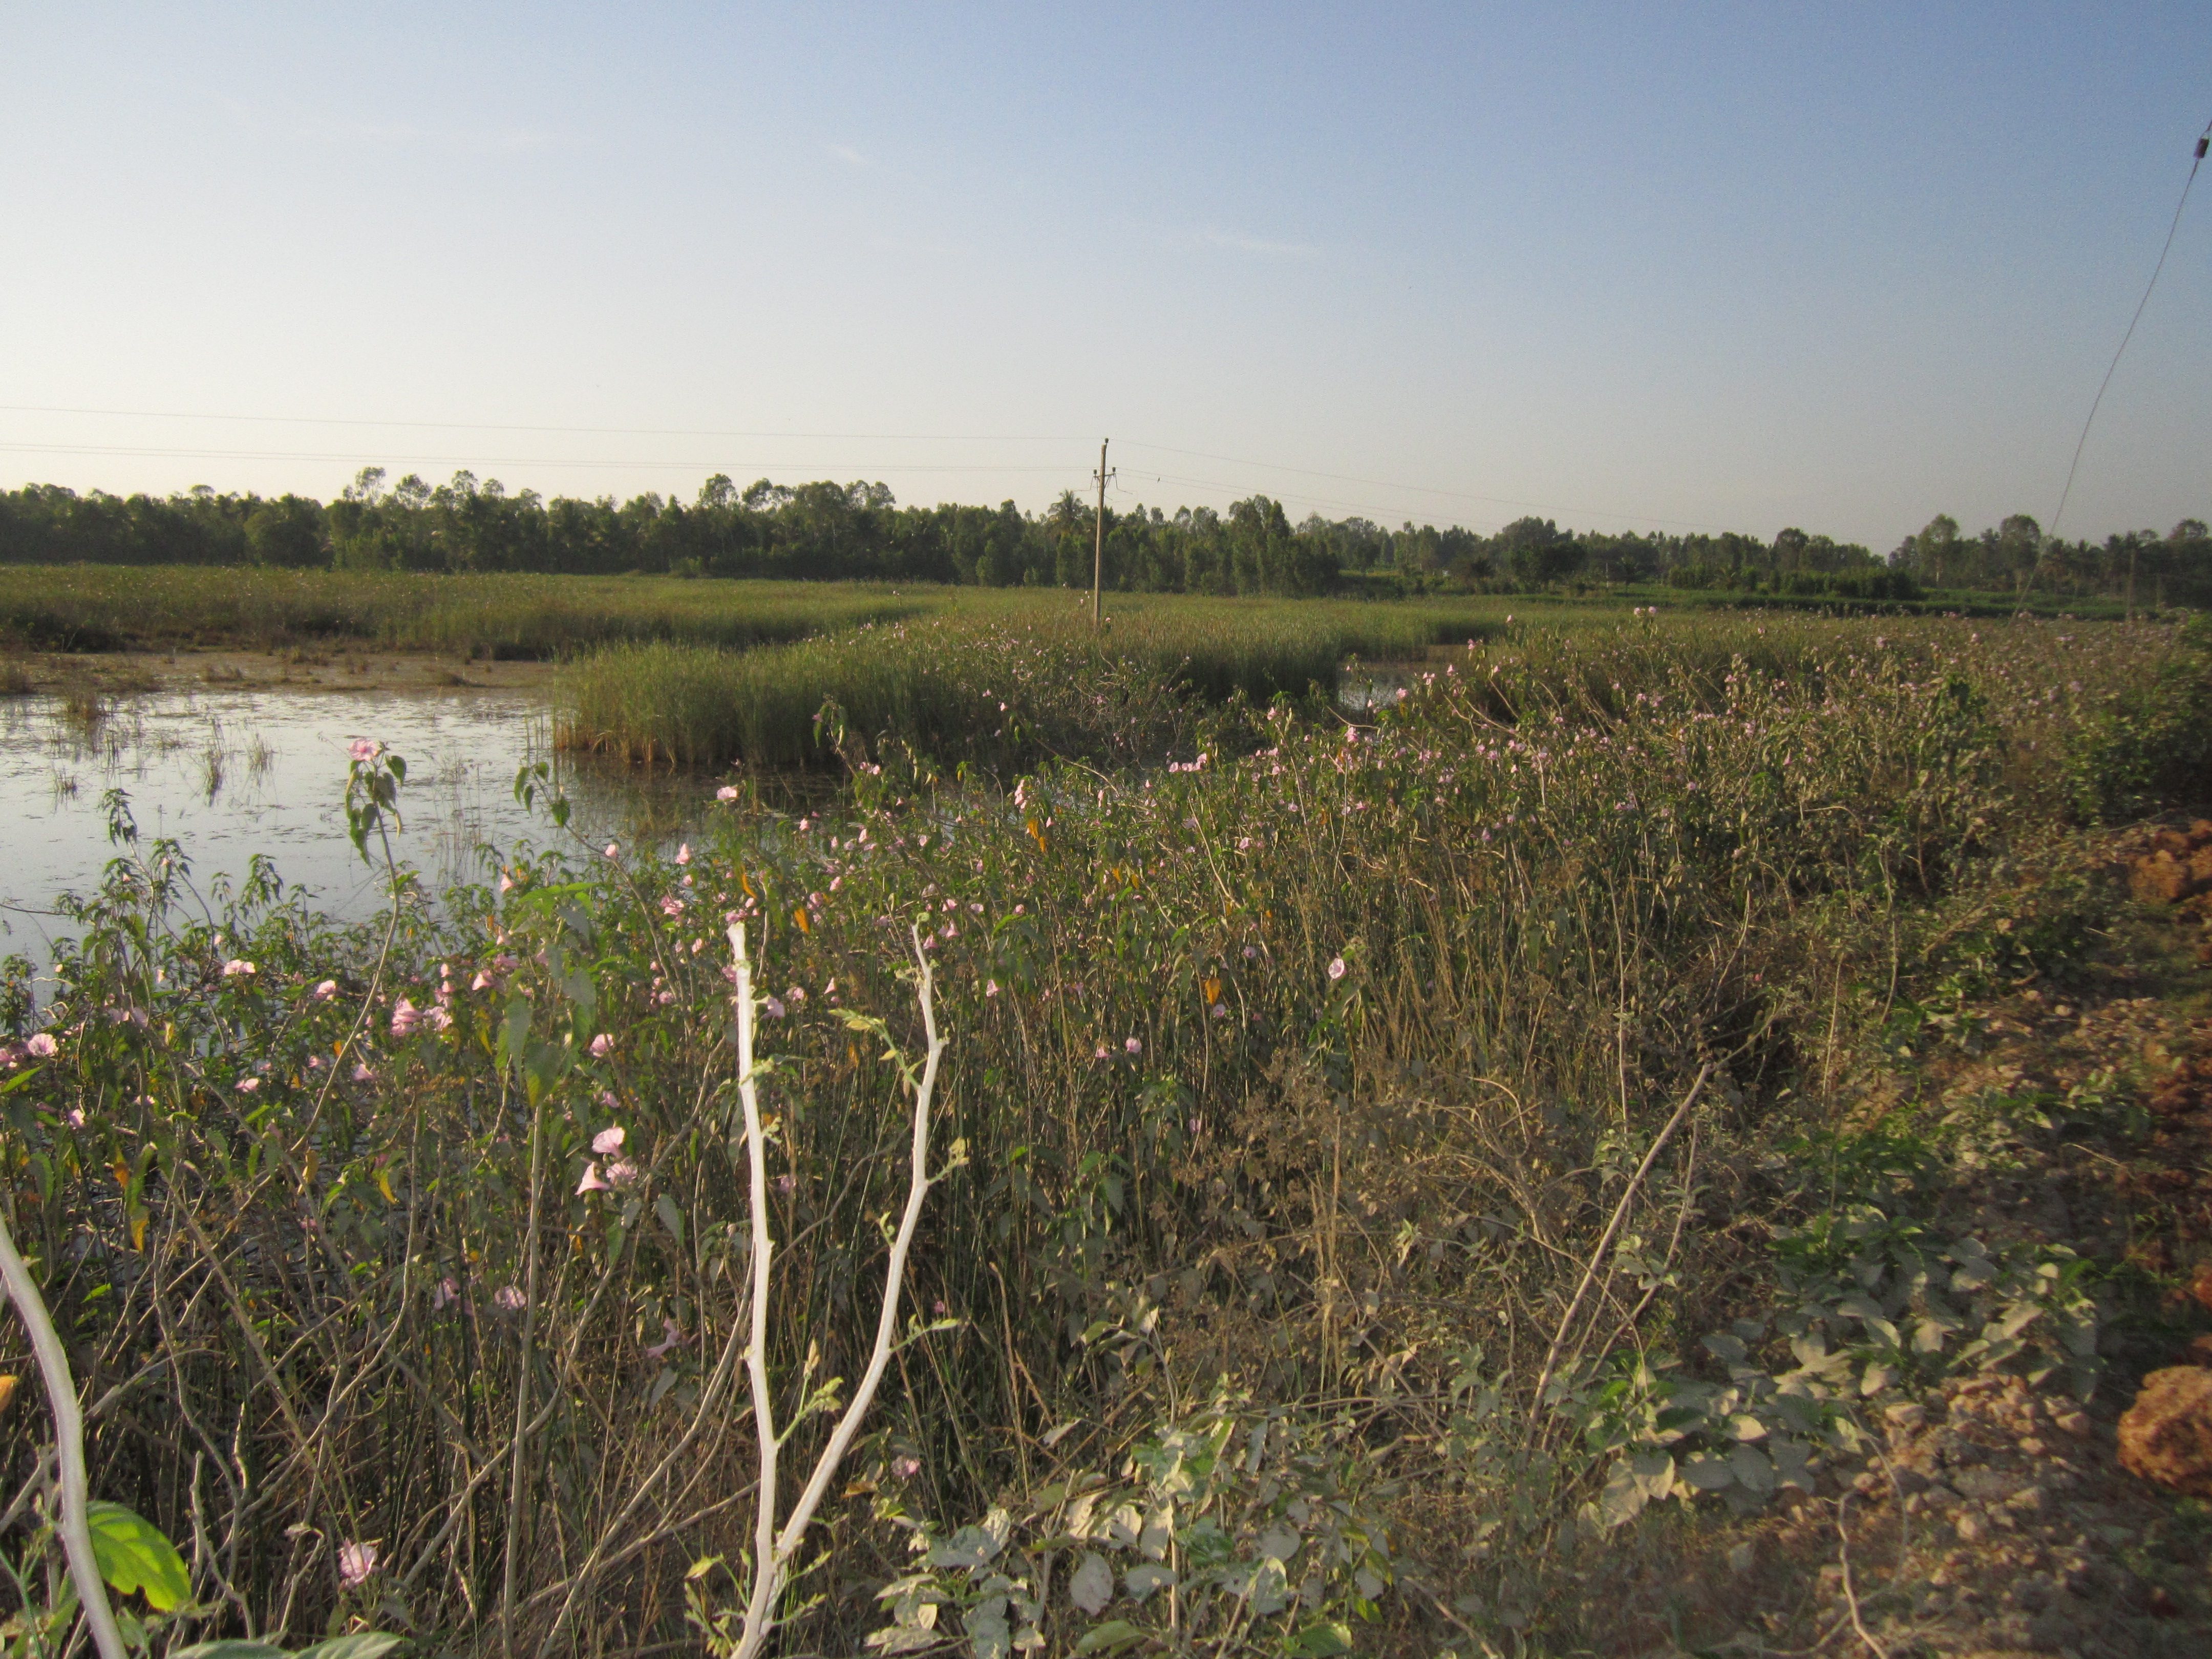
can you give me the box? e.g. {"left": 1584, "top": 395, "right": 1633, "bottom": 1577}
{"left": 0, "top": 687, "right": 715, "bottom": 964}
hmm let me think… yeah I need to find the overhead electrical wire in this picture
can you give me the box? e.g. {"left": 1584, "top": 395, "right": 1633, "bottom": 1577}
{"left": 0, "top": 403, "right": 1088, "bottom": 445}
{"left": 0, "top": 441, "right": 1079, "bottom": 476}
{"left": 2050, "top": 115, "right": 2212, "bottom": 535}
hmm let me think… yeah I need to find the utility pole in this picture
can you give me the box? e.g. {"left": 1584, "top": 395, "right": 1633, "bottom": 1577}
{"left": 1092, "top": 439, "right": 1113, "bottom": 628}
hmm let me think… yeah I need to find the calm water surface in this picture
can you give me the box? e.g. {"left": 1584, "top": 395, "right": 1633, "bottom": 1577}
{"left": 1, "top": 686, "right": 708, "bottom": 966}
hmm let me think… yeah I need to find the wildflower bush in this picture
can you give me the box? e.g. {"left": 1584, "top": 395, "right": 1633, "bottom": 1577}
{"left": 0, "top": 610, "right": 2202, "bottom": 1654}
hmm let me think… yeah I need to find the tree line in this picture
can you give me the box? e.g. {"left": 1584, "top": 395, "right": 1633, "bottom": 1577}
{"left": 2, "top": 468, "right": 2205, "bottom": 603}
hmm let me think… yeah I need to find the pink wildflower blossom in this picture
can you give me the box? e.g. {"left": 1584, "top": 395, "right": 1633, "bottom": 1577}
{"left": 716, "top": 785, "right": 740, "bottom": 801}
{"left": 1327, "top": 958, "right": 1348, "bottom": 982}
{"left": 337, "top": 1540, "right": 378, "bottom": 1587}
{"left": 348, "top": 739, "right": 382, "bottom": 763}
{"left": 390, "top": 999, "right": 422, "bottom": 1037}
{"left": 589, "top": 1033, "right": 614, "bottom": 1058}
{"left": 675, "top": 842, "right": 692, "bottom": 865}
{"left": 592, "top": 1125, "right": 626, "bottom": 1155}
{"left": 576, "top": 1164, "right": 610, "bottom": 1194}
{"left": 312, "top": 979, "right": 338, "bottom": 1000}
{"left": 222, "top": 959, "right": 256, "bottom": 977}
{"left": 236, "top": 1076, "right": 261, "bottom": 1093}
{"left": 493, "top": 1286, "right": 526, "bottom": 1312}
{"left": 26, "top": 1033, "right": 58, "bottom": 1059}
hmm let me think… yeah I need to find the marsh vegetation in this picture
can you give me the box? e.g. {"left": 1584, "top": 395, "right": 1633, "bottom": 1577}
{"left": 1, "top": 600, "right": 2207, "bottom": 1655}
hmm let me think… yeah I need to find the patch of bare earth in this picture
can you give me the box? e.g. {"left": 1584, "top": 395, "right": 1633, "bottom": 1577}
{"left": 1560, "top": 831, "right": 2212, "bottom": 1658}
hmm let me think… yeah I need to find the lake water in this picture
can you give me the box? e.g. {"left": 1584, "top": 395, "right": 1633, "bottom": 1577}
{"left": 0, "top": 686, "right": 709, "bottom": 968}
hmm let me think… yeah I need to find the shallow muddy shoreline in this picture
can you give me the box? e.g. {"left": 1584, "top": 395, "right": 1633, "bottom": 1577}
{"left": 0, "top": 644, "right": 564, "bottom": 698}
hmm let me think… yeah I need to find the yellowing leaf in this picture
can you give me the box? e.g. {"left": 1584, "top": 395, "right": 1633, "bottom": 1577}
{"left": 375, "top": 1167, "right": 397, "bottom": 1205}
{"left": 794, "top": 907, "right": 810, "bottom": 934}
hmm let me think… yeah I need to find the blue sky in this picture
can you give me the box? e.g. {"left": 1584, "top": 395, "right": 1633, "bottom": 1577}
{"left": 3, "top": 2, "right": 2207, "bottom": 548}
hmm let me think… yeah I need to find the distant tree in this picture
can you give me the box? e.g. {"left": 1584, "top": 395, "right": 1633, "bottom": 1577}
{"left": 245, "top": 495, "right": 327, "bottom": 567}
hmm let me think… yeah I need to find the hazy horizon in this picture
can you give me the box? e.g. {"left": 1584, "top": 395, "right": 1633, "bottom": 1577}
{"left": 5, "top": 3, "right": 2208, "bottom": 551}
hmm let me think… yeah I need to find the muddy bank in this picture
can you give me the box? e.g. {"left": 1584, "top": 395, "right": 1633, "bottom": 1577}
{"left": 0, "top": 645, "right": 563, "bottom": 698}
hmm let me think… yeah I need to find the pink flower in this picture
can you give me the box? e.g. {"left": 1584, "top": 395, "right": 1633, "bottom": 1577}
{"left": 337, "top": 1540, "right": 378, "bottom": 1587}
{"left": 891, "top": 1455, "right": 922, "bottom": 1480}
{"left": 589, "top": 1033, "right": 614, "bottom": 1058}
{"left": 761, "top": 995, "right": 786, "bottom": 1020}
{"left": 351, "top": 1062, "right": 376, "bottom": 1081}
{"left": 576, "top": 1164, "right": 610, "bottom": 1195}
{"left": 432, "top": 1277, "right": 459, "bottom": 1310}
{"left": 1327, "top": 958, "right": 1348, "bottom": 982}
{"left": 348, "top": 739, "right": 383, "bottom": 764}
{"left": 221, "top": 959, "right": 256, "bottom": 977}
{"left": 592, "top": 1125, "right": 626, "bottom": 1155}
{"left": 236, "top": 1076, "right": 262, "bottom": 1093}
{"left": 1209, "top": 1003, "right": 1228, "bottom": 1019}
{"left": 644, "top": 1317, "right": 688, "bottom": 1359}
{"left": 1125, "top": 1037, "right": 1142, "bottom": 1054}
{"left": 675, "top": 842, "right": 692, "bottom": 865}
{"left": 63, "top": 1108, "right": 86, "bottom": 1129}
{"left": 716, "top": 785, "right": 740, "bottom": 801}
{"left": 985, "top": 980, "right": 999, "bottom": 998}
{"left": 602, "top": 1160, "right": 640, "bottom": 1188}
{"left": 26, "top": 1033, "right": 58, "bottom": 1059}
{"left": 423, "top": 1006, "right": 453, "bottom": 1033}
{"left": 604, "top": 842, "right": 620, "bottom": 859}
{"left": 312, "top": 979, "right": 338, "bottom": 1001}
{"left": 390, "top": 999, "right": 422, "bottom": 1037}
{"left": 470, "top": 969, "right": 495, "bottom": 991}
{"left": 493, "top": 1285, "right": 526, "bottom": 1312}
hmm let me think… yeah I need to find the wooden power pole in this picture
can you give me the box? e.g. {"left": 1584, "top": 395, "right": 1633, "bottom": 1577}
{"left": 1092, "top": 439, "right": 1113, "bottom": 628}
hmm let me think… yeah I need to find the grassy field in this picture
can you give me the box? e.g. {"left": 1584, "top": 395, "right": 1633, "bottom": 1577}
{"left": 4, "top": 608, "right": 2209, "bottom": 1655}
{"left": 0, "top": 566, "right": 937, "bottom": 656}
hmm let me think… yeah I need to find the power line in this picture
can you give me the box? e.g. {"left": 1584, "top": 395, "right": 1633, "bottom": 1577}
{"left": 0, "top": 441, "right": 1081, "bottom": 476}
{"left": 2051, "top": 115, "right": 2212, "bottom": 535}
{"left": 0, "top": 403, "right": 1089, "bottom": 445}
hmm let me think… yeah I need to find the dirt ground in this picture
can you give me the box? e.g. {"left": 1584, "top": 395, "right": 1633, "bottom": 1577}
{"left": 2, "top": 645, "right": 563, "bottom": 697}
{"left": 1556, "top": 832, "right": 2212, "bottom": 1658}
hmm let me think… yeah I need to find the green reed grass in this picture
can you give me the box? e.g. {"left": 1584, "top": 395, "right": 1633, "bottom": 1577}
{"left": 559, "top": 592, "right": 1538, "bottom": 770}
{"left": 3, "top": 612, "right": 2198, "bottom": 1655}
{"left": 0, "top": 566, "right": 938, "bottom": 656}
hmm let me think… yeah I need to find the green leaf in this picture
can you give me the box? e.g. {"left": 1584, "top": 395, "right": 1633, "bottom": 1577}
{"left": 86, "top": 1501, "right": 190, "bottom": 1611}
{"left": 1074, "top": 1620, "right": 1150, "bottom": 1654}
{"left": 294, "top": 1635, "right": 409, "bottom": 1659}
{"left": 1291, "top": 1620, "right": 1354, "bottom": 1656}
{"left": 173, "top": 1645, "right": 287, "bottom": 1659}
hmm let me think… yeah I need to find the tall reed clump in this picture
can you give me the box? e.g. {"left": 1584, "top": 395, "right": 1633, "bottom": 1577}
{"left": 558, "top": 616, "right": 1213, "bottom": 772}
{"left": 557, "top": 598, "right": 1526, "bottom": 773}
{"left": 1, "top": 613, "right": 2199, "bottom": 1655}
